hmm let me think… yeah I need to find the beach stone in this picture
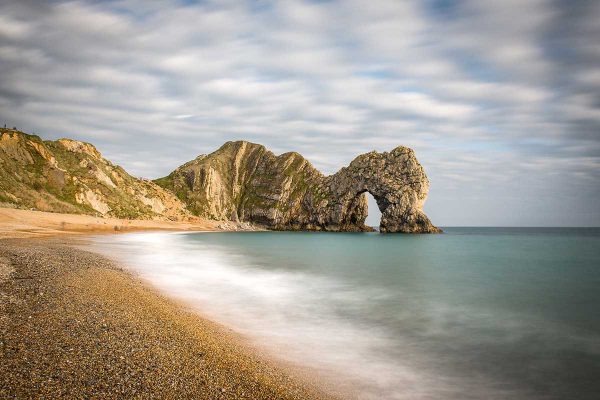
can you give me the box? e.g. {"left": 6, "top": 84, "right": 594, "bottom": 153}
{"left": 0, "top": 238, "right": 333, "bottom": 399}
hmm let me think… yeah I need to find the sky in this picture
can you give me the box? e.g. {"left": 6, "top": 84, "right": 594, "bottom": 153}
{"left": 0, "top": 0, "right": 598, "bottom": 226}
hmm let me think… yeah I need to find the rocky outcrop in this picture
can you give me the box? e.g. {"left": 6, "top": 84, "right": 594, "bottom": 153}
{"left": 0, "top": 128, "right": 440, "bottom": 232}
{"left": 323, "top": 147, "right": 441, "bottom": 233}
{"left": 0, "top": 128, "right": 189, "bottom": 220}
{"left": 156, "top": 141, "right": 440, "bottom": 233}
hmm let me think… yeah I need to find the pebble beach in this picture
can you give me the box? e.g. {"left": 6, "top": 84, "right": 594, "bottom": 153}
{"left": 0, "top": 237, "right": 333, "bottom": 399}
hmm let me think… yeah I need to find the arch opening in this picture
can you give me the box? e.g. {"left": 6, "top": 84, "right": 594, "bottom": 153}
{"left": 365, "top": 191, "right": 382, "bottom": 229}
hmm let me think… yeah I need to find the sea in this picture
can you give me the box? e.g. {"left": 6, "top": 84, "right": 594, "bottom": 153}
{"left": 88, "top": 227, "right": 600, "bottom": 399}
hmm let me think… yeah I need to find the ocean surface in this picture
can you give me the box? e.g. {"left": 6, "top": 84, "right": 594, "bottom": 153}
{"left": 89, "top": 228, "right": 600, "bottom": 399}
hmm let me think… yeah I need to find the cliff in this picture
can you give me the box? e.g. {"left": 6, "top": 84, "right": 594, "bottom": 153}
{"left": 156, "top": 141, "right": 440, "bottom": 233}
{"left": 0, "top": 128, "right": 439, "bottom": 232}
{"left": 0, "top": 128, "right": 188, "bottom": 220}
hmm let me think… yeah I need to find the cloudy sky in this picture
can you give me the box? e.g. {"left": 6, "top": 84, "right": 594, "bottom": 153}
{"left": 1, "top": 0, "right": 598, "bottom": 226}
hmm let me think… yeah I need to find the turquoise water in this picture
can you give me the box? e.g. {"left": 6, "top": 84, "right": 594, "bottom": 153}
{"left": 91, "top": 228, "right": 600, "bottom": 399}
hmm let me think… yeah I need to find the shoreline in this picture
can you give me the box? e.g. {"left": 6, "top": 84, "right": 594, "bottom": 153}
{"left": 0, "top": 236, "right": 335, "bottom": 399}
{"left": 0, "top": 207, "right": 262, "bottom": 239}
{"left": 0, "top": 208, "right": 336, "bottom": 399}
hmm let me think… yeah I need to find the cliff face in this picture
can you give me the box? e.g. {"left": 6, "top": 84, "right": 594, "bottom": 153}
{"left": 156, "top": 141, "right": 440, "bottom": 233}
{"left": 0, "top": 129, "right": 188, "bottom": 220}
{"left": 154, "top": 141, "right": 324, "bottom": 224}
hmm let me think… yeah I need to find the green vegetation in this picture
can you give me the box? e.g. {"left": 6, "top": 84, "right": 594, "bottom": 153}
{"left": 153, "top": 175, "right": 173, "bottom": 189}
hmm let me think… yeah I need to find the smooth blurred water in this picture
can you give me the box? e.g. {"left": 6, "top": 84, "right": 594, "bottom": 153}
{"left": 89, "top": 228, "right": 600, "bottom": 399}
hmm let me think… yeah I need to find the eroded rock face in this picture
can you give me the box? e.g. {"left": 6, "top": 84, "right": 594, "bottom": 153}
{"left": 157, "top": 141, "right": 441, "bottom": 233}
{"left": 323, "top": 147, "right": 441, "bottom": 233}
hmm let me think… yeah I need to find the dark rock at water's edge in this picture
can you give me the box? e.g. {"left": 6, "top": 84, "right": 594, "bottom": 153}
{"left": 156, "top": 141, "right": 442, "bottom": 233}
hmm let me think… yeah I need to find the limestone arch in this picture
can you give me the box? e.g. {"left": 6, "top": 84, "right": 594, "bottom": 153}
{"left": 327, "top": 146, "right": 440, "bottom": 233}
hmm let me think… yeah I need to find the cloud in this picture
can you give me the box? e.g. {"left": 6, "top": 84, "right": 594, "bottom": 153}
{"left": 0, "top": 14, "right": 31, "bottom": 39}
{"left": 0, "top": 0, "right": 598, "bottom": 225}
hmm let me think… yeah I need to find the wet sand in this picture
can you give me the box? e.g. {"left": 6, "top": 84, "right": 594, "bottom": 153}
{"left": 0, "top": 237, "right": 333, "bottom": 399}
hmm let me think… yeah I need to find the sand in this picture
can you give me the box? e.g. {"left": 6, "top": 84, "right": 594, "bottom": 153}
{"left": 0, "top": 208, "right": 229, "bottom": 238}
{"left": 0, "top": 209, "right": 334, "bottom": 399}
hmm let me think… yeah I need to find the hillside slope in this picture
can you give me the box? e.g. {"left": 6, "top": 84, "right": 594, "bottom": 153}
{"left": 0, "top": 128, "right": 188, "bottom": 220}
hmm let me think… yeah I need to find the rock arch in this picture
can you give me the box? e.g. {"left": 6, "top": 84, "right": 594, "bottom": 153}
{"left": 321, "top": 146, "right": 441, "bottom": 233}
{"left": 157, "top": 141, "right": 441, "bottom": 233}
